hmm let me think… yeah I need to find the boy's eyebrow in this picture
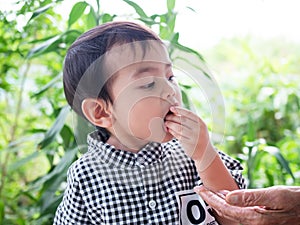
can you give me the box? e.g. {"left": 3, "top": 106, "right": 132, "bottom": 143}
{"left": 132, "top": 63, "right": 172, "bottom": 78}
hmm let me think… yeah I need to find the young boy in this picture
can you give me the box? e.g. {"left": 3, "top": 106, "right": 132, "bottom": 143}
{"left": 54, "top": 21, "right": 245, "bottom": 225}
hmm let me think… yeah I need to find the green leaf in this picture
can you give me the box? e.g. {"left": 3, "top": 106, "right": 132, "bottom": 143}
{"left": 63, "top": 29, "right": 82, "bottom": 44}
{"left": 26, "top": 35, "right": 61, "bottom": 59}
{"left": 101, "top": 13, "right": 116, "bottom": 23}
{"left": 33, "top": 147, "right": 77, "bottom": 189}
{"left": 158, "top": 13, "right": 176, "bottom": 39}
{"left": 86, "top": 7, "right": 97, "bottom": 29}
{"left": 246, "top": 147, "right": 264, "bottom": 188}
{"left": 38, "top": 106, "right": 70, "bottom": 149}
{"left": 170, "top": 36, "right": 205, "bottom": 62}
{"left": 38, "top": 148, "right": 78, "bottom": 216}
{"left": 159, "top": 14, "right": 170, "bottom": 39}
{"left": 0, "top": 200, "right": 4, "bottom": 225}
{"left": 186, "top": 6, "right": 196, "bottom": 13}
{"left": 28, "top": 4, "right": 53, "bottom": 22}
{"left": 167, "top": 0, "right": 176, "bottom": 12}
{"left": 265, "top": 169, "right": 274, "bottom": 186}
{"left": 123, "top": 0, "right": 148, "bottom": 18}
{"left": 264, "top": 146, "right": 295, "bottom": 180}
{"left": 172, "top": 32, "right": 179, "bottom": 43}
{"left": 138, "top": 17, "right": 157, "bottom": 26}
{"left": 8, "top": 151, "right": 40, "bottom": 172}
{"left": 27, "top": 34, "right": 58, "bottom": 44}
{"left": 247, "top": 115, "right": 256, "bottom": 141}
{"left": 60, "top": 125, "right": 74, "bottom": 149}
{"left": 18, "top": 190, "right": 38, "bottom": 202}
{"left": 251, "top": 148, "right": 264, "bottom": 170}
{"left": 68, "top": 1, "right": 88, "bottom": 28}
{"left": 181, "top": 89, "right": 191, "bottom": 109}
{"left": 180, "top": 84, "right": 193, "bottom": 90}
{"left": 39, "top": 193, "right": 62, "bottom": 216}
{"left": 30, "top": 72, "right": 62, "bottom": 98}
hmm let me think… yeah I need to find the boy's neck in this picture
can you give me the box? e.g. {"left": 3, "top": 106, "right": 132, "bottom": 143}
{"left": 106, "top": 135, "right": 148, "bottom": 153}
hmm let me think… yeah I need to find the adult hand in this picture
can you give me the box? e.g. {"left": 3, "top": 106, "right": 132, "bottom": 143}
{"left": 194, "top": 185, "right": 300, "bottom": 225}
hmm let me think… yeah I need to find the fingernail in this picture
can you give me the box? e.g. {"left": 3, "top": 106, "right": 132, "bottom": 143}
{"left": 193, "top": 186, "right": 203, "bottom": 194}
{"left": 217, "top": 190, "right": 229, "bottom": 199}
{"left": 219, "top": 190, "right": 229, "bottom": 196}
{"left": 254, "top": 206, "right": 267, "bottom": 213}
{"left": 170, "top": 106, "right": 177, "bottom": 113}
{"left": 227, "top": 194, "right": 239, "bottom": 204}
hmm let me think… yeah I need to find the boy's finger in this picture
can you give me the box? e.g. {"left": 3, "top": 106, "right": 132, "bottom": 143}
{"left": 170, "top": 107, "right": 199, "bottom": 122}
{"left": 165, "top": 114, "right": 193, "bottom": 129}
{"left": 166, "top": 122, "right": 192, "bottom": 139}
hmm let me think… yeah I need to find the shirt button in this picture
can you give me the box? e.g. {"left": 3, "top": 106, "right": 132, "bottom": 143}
{"left": 137, "top": 156, "right": 145, "bottom": 164}
{"left": 149, "top": 200, "right": 156, "bottom": 209}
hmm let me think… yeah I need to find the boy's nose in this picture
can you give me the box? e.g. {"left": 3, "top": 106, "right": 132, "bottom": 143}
{"left": 161, "top": 79, "right": 176, "bottom": 99}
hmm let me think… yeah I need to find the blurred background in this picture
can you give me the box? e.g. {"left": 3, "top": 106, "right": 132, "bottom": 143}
{"left": 0, "top": 0, "right": 299, "bottom": 224}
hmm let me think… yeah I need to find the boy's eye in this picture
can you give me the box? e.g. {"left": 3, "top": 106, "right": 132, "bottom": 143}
{"left": 140, "top": 81, "right": 155, "bottom": 89}
{"left": 168, "top": 75, "right": 176, "bottom": 82}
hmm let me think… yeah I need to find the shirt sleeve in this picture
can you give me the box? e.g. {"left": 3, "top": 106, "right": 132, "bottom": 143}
{"left": 53, "top": 166, "right": 90, "bottom": 225}
{"left": 217, "top": 150, "right": 247, "bottom": 189}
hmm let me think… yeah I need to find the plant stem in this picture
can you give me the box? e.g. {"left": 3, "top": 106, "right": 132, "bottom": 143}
{"left": 96, "top": 0, "right": 100, "bottom": 25}
{"left": 0, "top": 60, "right": 31, "bottom": 197}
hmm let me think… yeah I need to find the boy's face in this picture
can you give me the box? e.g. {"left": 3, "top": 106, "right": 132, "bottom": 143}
{"left": 105, "top": 42, "right": 182, "bottom": 150}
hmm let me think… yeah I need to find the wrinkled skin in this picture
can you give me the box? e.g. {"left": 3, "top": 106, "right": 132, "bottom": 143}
{"left": 195, "top": 185, "right": 300, "bottom": 225}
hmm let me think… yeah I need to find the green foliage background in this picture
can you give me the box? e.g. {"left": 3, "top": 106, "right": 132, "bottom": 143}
{"left": 0, "top": 0, "right": 299, "bottom": 224}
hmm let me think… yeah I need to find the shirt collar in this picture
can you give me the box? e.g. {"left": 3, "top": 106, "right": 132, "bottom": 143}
{"left": 87, "top": 131, "right": 166, "bottom": 168}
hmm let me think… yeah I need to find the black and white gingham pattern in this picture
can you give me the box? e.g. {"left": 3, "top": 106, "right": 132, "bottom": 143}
{"left": 54, "top": 131, "right": 246, "bottom": 224}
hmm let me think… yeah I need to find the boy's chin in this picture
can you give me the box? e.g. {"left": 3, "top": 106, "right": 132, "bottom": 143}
{"left": 143, "top": 129, "right": 174, "bottom": 144}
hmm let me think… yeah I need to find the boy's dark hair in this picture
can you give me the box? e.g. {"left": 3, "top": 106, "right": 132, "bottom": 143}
{"left": 63, "top": 21, "right": 163, "bottom": 138}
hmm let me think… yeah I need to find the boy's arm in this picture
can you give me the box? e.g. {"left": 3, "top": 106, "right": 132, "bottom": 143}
{"left": 165, "top": 106, "right": 242, "bottom": 225}
{"left": 195, "top": 145, "right": 239, "bottom": 191}
{"left": 195, "top": 152, "right": 240, "bottom": 225}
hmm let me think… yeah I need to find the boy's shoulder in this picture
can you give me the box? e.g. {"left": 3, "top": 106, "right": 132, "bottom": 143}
{"left": 67, "top": 132, "right": 110, "bottom": 180}
{"left": 67, "top": 147, "right": 102, "bottom": 178}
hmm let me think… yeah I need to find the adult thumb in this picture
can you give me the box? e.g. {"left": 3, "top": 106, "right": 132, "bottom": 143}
{"left": 225, "top": 188, "right": 273, "bottom": 207}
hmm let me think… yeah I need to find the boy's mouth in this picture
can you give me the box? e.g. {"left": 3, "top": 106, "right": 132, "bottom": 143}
{"left": 164, "top": 110, "right": 173, "bottom": 121}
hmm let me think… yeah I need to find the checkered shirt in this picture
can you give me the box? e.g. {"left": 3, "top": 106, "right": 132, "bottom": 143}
{"left": 54, "top": 131, "right": 246, "bottom": 224}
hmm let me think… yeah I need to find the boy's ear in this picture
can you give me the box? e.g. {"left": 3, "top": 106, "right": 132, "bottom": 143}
{"left": 81, "top": 98, "right": 112, "bottom": 128}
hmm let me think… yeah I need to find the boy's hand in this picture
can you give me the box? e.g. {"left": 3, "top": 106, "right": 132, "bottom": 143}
{"left": 164, "top": 106, "right": 214, "bottom": 161}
